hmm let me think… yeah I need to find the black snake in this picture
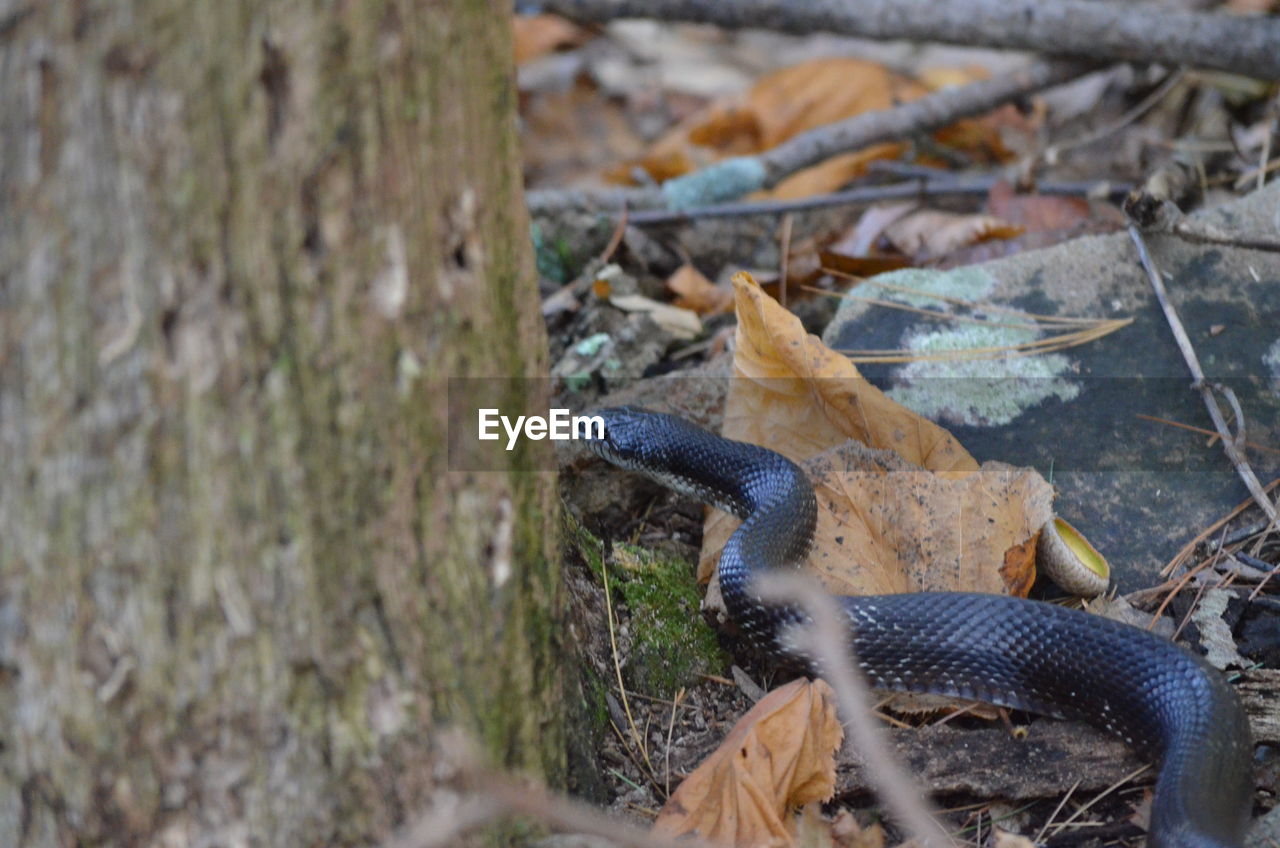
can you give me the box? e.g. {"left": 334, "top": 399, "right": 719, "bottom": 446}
{"left": 586, "top": 406, "right": 1253, "bottom": 848}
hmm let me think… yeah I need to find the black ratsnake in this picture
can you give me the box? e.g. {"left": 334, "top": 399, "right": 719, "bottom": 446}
{"left": 586, "top": 406, "right": 1253, "bottom": 848}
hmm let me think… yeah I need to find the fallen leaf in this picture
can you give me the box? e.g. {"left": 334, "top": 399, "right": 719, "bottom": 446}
{"left": 986, "top": 180, "right": 1093, "bottom": 232}
{"left": 609, "top": 293, "right": 703, "bottom": 340}
{"left": 724, "top": 272, "right": 976, "bottom": 472}
{"left": 818, "top": 203, "right": 918, "bottom": 276}
{"left": 653, "top": 679, "right": 843, "bottom": 847}
{"left": 668, "top": 264, "right": 734, "bottom": 314}
{"left": 992, "top": 828, "right": 1038, "bottom": 848}
{"left": 830, "top": 810, "right": 886, "bottom": 848}
{"left": 881, "top": 210, "right": 1024, "bottom": 261}
{"left": 512, "top": 14, "right": 591, "bottom": 66}
{"left": 610, "top": 57, "right": 1016, "bottom": 197}
{"left": 698, "top": 272, "right": 1053, "bottom": 599}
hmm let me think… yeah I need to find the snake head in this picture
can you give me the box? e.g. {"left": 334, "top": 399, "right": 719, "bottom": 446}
{"left": 583, "top": 405, "right": 662, "bottom": 471}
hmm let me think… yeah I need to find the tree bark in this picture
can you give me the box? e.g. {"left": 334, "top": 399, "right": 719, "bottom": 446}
{"left": 0, "top": 2, "right": 559, "bottom": 844}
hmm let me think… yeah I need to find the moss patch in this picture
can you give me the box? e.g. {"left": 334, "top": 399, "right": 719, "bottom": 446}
{"left": 609, "top": 544, "right": 728, "bottom": 697}
{"left": 572, "top": 520, "right": 727, "bottom": 698}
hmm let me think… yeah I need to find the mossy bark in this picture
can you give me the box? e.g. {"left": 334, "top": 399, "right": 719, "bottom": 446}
{"left": 0, "top": 1, "right": 559, "bottom": 844}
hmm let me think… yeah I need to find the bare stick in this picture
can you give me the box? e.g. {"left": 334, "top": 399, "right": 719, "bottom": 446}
{"left": 386, "top": 736, "right": 711, "bottom": 848}
{"left": 756, "top": 572, "right": 955, "bottom": 848}
{"left": 758, "top": 60, "right": 1092, "bottom": 187}
{"left": 541, "top": 176, "right": 1129, "bottom": 225}
{"left": 531, "top": 61, "right": 1095, "bottom": 213}
{"left": 1126, "top": 224, "right": 1278, "bottom": 525}
{"left": 539, "top": 0, "right": 1280, "bottom": 79}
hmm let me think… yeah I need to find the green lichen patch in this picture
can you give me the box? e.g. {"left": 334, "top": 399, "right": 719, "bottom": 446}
{"left": 887, "top": 323, "right": 1080, "bottom": 427}
{"left": 853, "top": 266, "right": 999, "bottom": 308}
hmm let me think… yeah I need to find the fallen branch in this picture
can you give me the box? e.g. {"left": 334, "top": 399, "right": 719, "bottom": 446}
{"left": 529, "top": 61, "right": 1096, "bottom": 214}
{"left": 755, "top": 61, "right": 1092, "bottom": 189}
{"left": 539, "top": 0, "right": 1280, "bottom": 79}
{"left": 622, "top": 176, "right": 1129, "bottom": 226}
{"left": 386, "top": 731, "right": 710, "bottom": 848}
{"left": 660, "top": 61, "right": 1093, "bottom": 208}
{"left": 1126, "top": 224, "right": 1279, "bottom": 526}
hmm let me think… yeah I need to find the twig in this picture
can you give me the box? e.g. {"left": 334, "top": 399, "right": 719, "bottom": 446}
{"left": 1044, "top": 69, "right": 1187, "bottom": 163}
{"left": 755, "top": 572, "right": 955, "bottom": 848}
{"left": 619, "top": 175, "right": 1130, "bottom": 226}
{"left": 619, "top": 61, "right": 1095, "bottom": 209}
{"left": 756, "top": 61, "right": 1093, "bottom": 189}
{"left": 388, "top": 763, "right": 712, "bottom": 848}
{"left": 664, "top": 687, "right": 684, "bottom": 798}
{"left": 601, "top": 202, "right": 629, "bottom": 263}
{"left": 1034, "top": 779, "right": 1083, "bottom": 844}
{"left": 538, "top": 0, "right": 1280, "bottom": 79}
{"left": 1040, "top": 762, "right": 1151, "bottom": 838}
{"left": 601, "top": 549, "right": 657, "bottom": 777}
{"left": 1135, "top": 414, "right": 1280, "bottom": 456}
{"left": 1158, "top": 475, "right": 1280, "bottom": 577}
{"left": 1127, "top": 223, "right": 1279, "bottom": 527}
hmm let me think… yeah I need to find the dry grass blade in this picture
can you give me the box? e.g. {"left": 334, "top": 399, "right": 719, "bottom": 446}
{"left": 602, "top": 555, "right": 657, "bottom": 778}
{"left": 1040, "top": 762, "right": 1150, "bottom": 838}
{"left": 1128, "top": 223, "right": 1279, "bottom": 526}
{"left": 808, "top": 276, "right": 1131, "bottom": 364}
{"left": 837, "top": 319, "right": 1131, "bottom": 364}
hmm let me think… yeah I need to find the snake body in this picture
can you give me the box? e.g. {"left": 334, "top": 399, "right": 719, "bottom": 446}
{"left": 587, "top": 407, "right": 1253, "bottom": 848}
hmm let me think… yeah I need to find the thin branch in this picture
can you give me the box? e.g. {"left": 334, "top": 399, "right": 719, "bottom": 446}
{"left": 758, "top": 61, "right": 1093, "bottom": 188}
{"left": 1127, "top": 224, "right": 1278, "bottom": 527}
{"left": 755, "top": 572, "right": 955, "bottom": 848}
{"left": 388, "top": 765, "right": 710, "bottom": 848}
{"left": 539, "top": 0, "right": 1280, "bottom": 79}
{"left": 1044, "top": 68, "right": 1187, "bottom": 162}
{"left": 531, "top": 61, "right": 1097, "bottom": 213}
{"left": 617, "top": 176, "right": 1129, "bottom": 226}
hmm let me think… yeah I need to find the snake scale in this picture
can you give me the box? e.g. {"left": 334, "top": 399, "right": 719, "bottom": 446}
{"left": 586, "top": 406, "right": 1253, "bottom": 848}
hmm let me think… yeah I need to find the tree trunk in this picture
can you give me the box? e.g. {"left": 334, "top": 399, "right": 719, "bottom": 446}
{"left": 0, "top": 2, "right": 559, "bottom": 844}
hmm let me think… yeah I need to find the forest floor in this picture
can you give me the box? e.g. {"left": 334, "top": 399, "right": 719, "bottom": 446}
{"left": 516, "top": 12, "right": 1280, "bottom": 848}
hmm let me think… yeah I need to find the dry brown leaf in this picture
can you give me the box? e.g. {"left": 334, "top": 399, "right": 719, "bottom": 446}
{"left": 609, "top": 293, "right": 703, "bottom": 340}
{"left": 612, "top": 58, "right": 919, "bottom": 192}
{"left": 668, "top": 264, "right": 734, "bottom": 314}
{"left": 608, "top": 57, "right": 1019, "bottom": 195}
{"left": 986, "top": 180, "right": 1093, "bottom": 232}
{"left": 882, "top": 210, "right": 1024, "bottom": 260}
{"left": 747, "top": 59, "right": 913, "bottom": 150}
{"left": 697, "top": 272, "right": 1050, "bottom": 597}
{"left": 817, "top": 203, "right": 918, "bottom": 275}
{"left": 724, "top": 272, "right": 976, "bottom": 472}
{"left": 769, "top": 144, "right": 905, "bottom": 200}
{"left": 652, "top": 679, "right": 843, "bottom": 847}
{"left": 830, "top": 811, "right": 886, "bottom": 848}
{"left": 512, "top": 14, "right": 591, "bottom": 66}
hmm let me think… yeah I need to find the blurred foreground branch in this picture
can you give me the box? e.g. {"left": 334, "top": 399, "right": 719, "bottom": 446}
{"left": 540, "top": 0, "right": 1280, "bottom": 79}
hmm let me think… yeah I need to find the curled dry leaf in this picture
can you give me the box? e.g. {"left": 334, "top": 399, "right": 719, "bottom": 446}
{"left": 698, "top": 272, "right": 1052, "bottom": 599}
{"left": 881, "top": 210, "right": 1024, "bottom": 261}
{"left": 652, "top": 679, "right": 844, "bottom": 848}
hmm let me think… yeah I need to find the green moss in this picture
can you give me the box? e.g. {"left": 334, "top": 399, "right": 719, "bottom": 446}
{"left": 614, "top": 543, "right": 727, "bottom": 696}
{"left": 571, "top": 519, "right": 726, "bottom": 697}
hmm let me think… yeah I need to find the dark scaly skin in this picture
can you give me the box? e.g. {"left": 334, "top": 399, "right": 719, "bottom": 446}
{"left": 587, "top": 407, "right": 1253, "bottom": 848}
